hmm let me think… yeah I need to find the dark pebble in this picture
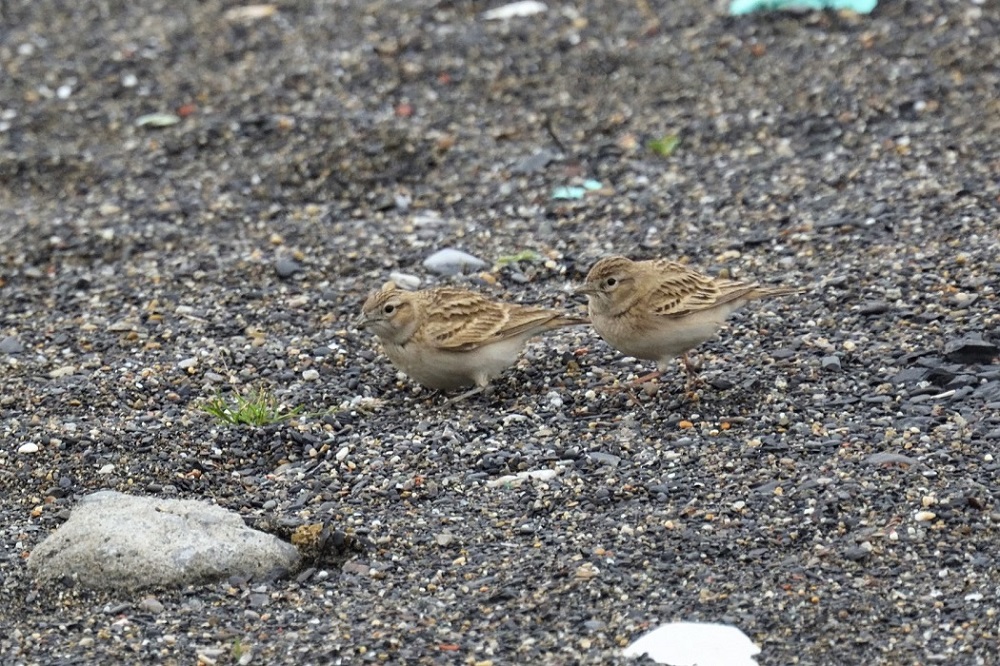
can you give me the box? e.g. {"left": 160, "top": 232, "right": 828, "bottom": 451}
{"left": 944, "top": 336, "right": 998, "bottom": 365}
{"left": 275, "top": 257, "right": 303, "bottom": 279}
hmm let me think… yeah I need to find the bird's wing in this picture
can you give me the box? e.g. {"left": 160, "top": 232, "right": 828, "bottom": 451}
{"left": 644, "top": 260, "right": 757, "bottom": 318}
{"left": 420, "top": 289, "right": 568, "bottom": 351}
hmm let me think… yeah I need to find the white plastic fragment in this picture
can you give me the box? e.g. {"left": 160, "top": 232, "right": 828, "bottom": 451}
{"left": 482, "top": 1, "right": 548, "bottom": 20}
{"left": 622, "top": 621, "right": 761, "bottom": 666}
{"left": 487, "top": 469, "right": 558, "bottom": 488}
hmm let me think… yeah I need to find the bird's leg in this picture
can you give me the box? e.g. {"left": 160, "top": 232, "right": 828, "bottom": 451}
{"left": 680, "top": 353, "right": 705, "bottom": 401}
{"left": 442, "top": 384, "right": 489, "bottom": 407}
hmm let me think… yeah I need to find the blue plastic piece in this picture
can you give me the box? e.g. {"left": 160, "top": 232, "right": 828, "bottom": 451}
{"left": 730, "top": 0, "right": 877, "bottom": 15}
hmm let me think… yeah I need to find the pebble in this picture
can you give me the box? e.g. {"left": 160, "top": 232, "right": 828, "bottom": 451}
{"left": 18, "top": 443, "right": 39, "bottom": 454}
{"left": 388, "top": 272, "right": 421, "bottom": 290}
{"left": 138, "top": 597, "right": 164, "bottom": 614}
{"left": 178, "top": 357, "right": 198, "bottom": 370}
{"left": 422, "top": 248, "right": 488, "bottom": 276}
{"left": 821, "top": 355, "right": 842, "bottom": 372}
{"left": 302, "top": 369, "right": 320, "bottom": 381}
{"left": 275, "top": 257, "right": 303, "bottom": 279}
{"left": 0, "top": 336, "right": 24, "bottom": 354}
{"left": 944, "top": 336, "right": 998, "bottom": 364}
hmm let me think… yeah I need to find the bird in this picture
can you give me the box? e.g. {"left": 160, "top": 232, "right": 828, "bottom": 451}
{"left": 576, "top": 255, "right": 801, "bottom": 391}
{"left": 356, "top": 281, "right": 588, "bottom": 402}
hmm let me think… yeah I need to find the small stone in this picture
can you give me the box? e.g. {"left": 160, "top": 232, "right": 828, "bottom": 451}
{"left": 435, "top": 533, "right": 457, "bottom": 547}
{"left": 18, "top": 442, "right": 39, "bottom": 454}
{"left": 892, "top": 367, "right": 930, "bottom": 384}
{"left": 178, "top": 357, "right": 198, "bottom": 370}
{"left": 843, "top": 546, "right": 870, "bottom": 562}
{"left": 48, "top": 366, "right": 76, "bottom": 379}
{"left": 342, "top": 560, "right": 370, "bottom": 576}
{"left": 944, "top": 336, "right": 998, "bottom": 364}
{"left": 0, "top": 336, "right": 24, "bottom": 354}
{"left": 422, "top": 248, "right": 488, "bottom": 276}
{"left": 913, "top": 510, "right": 936, "bottom": 522}
{"left": 388, "top": 272, "right": 421, "bottom": 290}
{"left": 860, "top": 301, "right": 892, "bottom": 315}
{"left": 511, "top": 149, "right": 558, "bottom": 174}
{"left": 275, "top": 257, "right": 302, "bottom": 279}
{"left": 865, "top": 452, "right": 919, "bottom": 467}
{"left": 821, "top": 355, "right": 842, "bottom": 372}
{"left": 138, "top": 597, "right": 164, "bottom": 614}
{"left": 302, "top": 369, "right": 320, "bottom": 381}
{"left": 587, "top": 452, "right": 621, "bottom": 467}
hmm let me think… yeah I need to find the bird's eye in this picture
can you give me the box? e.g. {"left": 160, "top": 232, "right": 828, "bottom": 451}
{"left": 604, "top": 277, "right": 617, "bottom": 288}
{"left": 383, "top": 304, "right": 395, "bottom": 314}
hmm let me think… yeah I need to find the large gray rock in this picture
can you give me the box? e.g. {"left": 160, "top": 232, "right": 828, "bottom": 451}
{"left": 28, "top": 491, "right": 300, "bottom": 591}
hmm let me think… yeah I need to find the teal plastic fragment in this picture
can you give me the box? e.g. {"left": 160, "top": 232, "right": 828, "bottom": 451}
{"left": 552, "top": 186, "right": 587, "bottom": 200}
{"left": 582, "top": 179, "right": 603, "bottom": 190}
{"left": 730, "top": 0, "right": 876, "bottom": 14}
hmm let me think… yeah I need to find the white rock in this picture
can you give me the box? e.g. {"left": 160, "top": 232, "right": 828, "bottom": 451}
{"left": 27, "top": 491, "right": 300, "bottom": 591}
{"left": 622, "top": 621, "right": 761, "bottom": 666}
{"left": 483, "top": 1, "right": 547, "bottom": 20}
{"left": 388, "top": 272, "right": 421, "bottom": 290}
{"left": 18, "top": 442, "right": 39, "bottom": 454}
{"left": 302, "top": 369, "right": 320, "bottom": 381}
{"left": 422, "top": 248, "right": 488, "bottom": 276}
{"left": 487, "top": 469, "right": 558, "bottom": 488}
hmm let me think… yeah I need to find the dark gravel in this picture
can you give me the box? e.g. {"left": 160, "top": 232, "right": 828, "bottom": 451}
{"left": 2, "top": 0, "right": 999, "bottom": 664}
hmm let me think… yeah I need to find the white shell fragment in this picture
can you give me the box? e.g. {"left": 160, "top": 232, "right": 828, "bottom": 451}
{"left": 483, "top": 1, "right": 548, "bottom": 20}
{"left": 622, "top": 621, "right": 761, "bottom": 666}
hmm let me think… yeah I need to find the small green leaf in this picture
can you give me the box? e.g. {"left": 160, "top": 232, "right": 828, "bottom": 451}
{"left": 648, "top": 134, "right": 680, "bottom": 157}
{"left": 496, "top": 249, "right": 543, "bottom": 268}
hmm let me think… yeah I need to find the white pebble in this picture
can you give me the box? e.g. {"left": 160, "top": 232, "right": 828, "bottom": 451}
{"left": 302, "top": 369, "right": 320, "bottom": 381}
{"left": 178, "top": 357, "right": 198, "bottom": 370}
{"left": 336, "top": 446, "right": 350, "bottom": 462}
{"left": 18, "top": 442, "right": 39, "bottom": 454}
{"left": 914, "top": 510, "right": 936, "bottom": 522}
{"left": 98, "top": 464, "right": 115, "bottom": 474}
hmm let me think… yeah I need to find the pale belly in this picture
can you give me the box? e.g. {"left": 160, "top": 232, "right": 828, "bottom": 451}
{"left": 592, "top": 308, "right": 736, "bottom": 364}
{"left": 381, "top": 337, "right": 526, "bottom": 391}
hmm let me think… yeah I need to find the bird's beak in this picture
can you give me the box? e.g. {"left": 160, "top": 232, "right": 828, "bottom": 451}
{"left": 574, "top": 285, "right": 597, "bottom": 297}
{"left": 354, "top": 313, "right": 370, "bottom": 329}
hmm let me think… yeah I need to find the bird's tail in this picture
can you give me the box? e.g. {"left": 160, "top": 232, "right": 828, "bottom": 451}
{"left": 746, "top": 285, "right": 806, "bottom": 301}
{"left": 549, "top": 314, "right": 591, "bottom": 329}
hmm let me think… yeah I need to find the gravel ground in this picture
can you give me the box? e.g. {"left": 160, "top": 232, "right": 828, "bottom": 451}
{"left": 2, "top": 0, "right": 999, "bottom": 664}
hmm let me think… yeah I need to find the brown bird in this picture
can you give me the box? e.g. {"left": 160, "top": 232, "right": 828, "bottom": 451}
{"left": 357, "top": 281, "right": 587, "bottom": 402}
{"left": 576, "top": 256, "right": 801, "bottom": 389}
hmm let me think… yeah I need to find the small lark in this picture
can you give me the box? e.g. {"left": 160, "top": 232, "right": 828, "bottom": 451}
{"left": 357, "top": 281, "right": 587, "bottom": 401}
{"left": 577, "top": 256, "right": 801, "bottom": 389}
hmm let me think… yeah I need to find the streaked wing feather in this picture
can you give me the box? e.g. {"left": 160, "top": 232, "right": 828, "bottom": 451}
{"left": 646, "top": 260, "right": 756, "bottom": 318}
{"left": 420, "top": 290, "right": 561, "bottom": 351}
